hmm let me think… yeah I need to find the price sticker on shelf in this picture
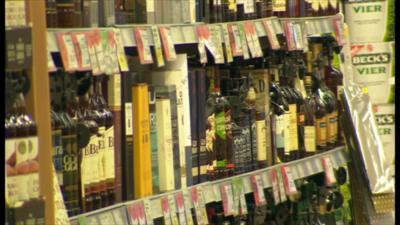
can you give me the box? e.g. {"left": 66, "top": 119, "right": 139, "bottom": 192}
{"left": 220, "top": 182, "right": 236, "bottom": 216}
{"left": 276, "top": 167, "right": 287, "bottom": 202}
{"left": 161, "top": 197, "right": 173, "bottom": 225}
{"left": 159, "top": 26, "right": 177, "bottom": 62}
{"left": 85, "top": 31, "right": 101, "bottom": 75}
{"left": 175, "top": 192, "right": 188, "bottom": 225}
{"left": 107, "top": 30, "right": 120, "bottom": 74}
{"left": 78, "top": 215, "right": 88, "bottom": 225}
{"left": 213, "top": 183, "right": 222, "bottom": 202}
{"left": 112, "top": 208, "right": 129, "bottom": 225}
{"left": 271, "top": 168, "right": 281, "bottom": 204}
{"left": 283, "top": 21, "right": 296, "bottom": 51}
{"left": 150, "top": 26, "right": 165, "bottom": 67}
{"left": 56, "top": 33, "right": 79, "bottom": 72}
{"left": 321, "top": 156, "right": 337, "bottom": 186}
{"left": 98, "top": 212, "right": 115, "bottom": 225}
{"left": 221, "top": 24, "right": 233, "bottom": 63}
{"left": 238, "top": 23, "right": 250, "bottom": 59}
{"left": 332, "top": 15, "right": 346, "bottom": 46}
{"left": 183, "top": 189, "right": 195, "bottom": 225}
{"left": 292, "top": 23, "right": 304, "bottom": 51}
{"left": 281, "top": 166, "right": 298, "bottom": 196}
{"left": 227, "top": 24, "right": 243, "bottom": 57}
{"left": 127, "top": 203, "right": 140, "bottom": 225}
{"left": 168, "top": 194, "right": 180, "bottom": 225}
{"left": 191, "top": 186, "right": 208, "bottom": 225}
{"left": 93, "top": 29, "right": 107, "bottom": 74}
{"left": 138, "top": 202, "right": 147, "bottom": 225}
{"left": 209, "top": 24, "right": 225, "bottom": 64}
{"left": 143, "top": 199, "right": 154, "bottom": 225}
{"left": 113, "top": 28, "right": 129, "bottom": 72}
{"left": 196, "top": 26, "right": 208, "bottom": 64}
{"left": 251, "top": 174, "right": 267, "bottom": 206}
{"left": 262, "top": 19, "right": 280, "bottom": 50}
{"left": 72, "top": 33, "right": 92, "bottom": 71}
{"left": 134, "top": 28, "right": 154, "bottom": 64}
{"left": 248, "top": 21, "right": 263, "bottom": 57}
{"left": 102, "top": 30, "right": 115, "bottom": 75}
{"left": 244, "top": 21, "right": 257, "bottom": 58}
{"left": 232, "top": 177, "right": 248, "bottom": 215}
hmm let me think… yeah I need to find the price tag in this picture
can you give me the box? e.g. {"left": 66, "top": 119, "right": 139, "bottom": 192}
{"left": 72, "top": 33, "right": 92, "bottom": 71}
{"left": 85, "top": 31, "right": 101, "bottom": 75}
{"left": 168, "top": 195, "right": 180, "bottom": 225}
{"left": 209, "top": 25, "right": 224, "bottom": 64}
{"left": 98, "top": 212, "right": 115, "bottom": 225}
{"left": 137, "top": 202, "right": 146, "bottom": 225}
{"left": 322, "top": 156, "right": 337, "bottom": 186}
{"left": 271, "top": 168, "right": 281, "bottom": 204}
{"left": 159, "top": 26, "right": 177, "bottom": 62}
{"left": 175, "top": 192, "right": 188, "bottom": 225}
{"left": 182, "top": 189, "right": 195, "bottom": 225}
{"left": 113, "top": 28, "right": 129, "bottom": 72}
{"left": 244, "top": 21, "right": 262, "bottom": 58}
{"left": 56, "top": 33, "right": 78, "bottom": 72}
{"left": 251, "top": 174, "right": 267, "bottom": 206}
{"left": 101, "top": 30, "right": 113, "bottom": 75}
{"left": 143, "top": 199, "right": 154, "bottom": 225}
{"left": 161, "top": 197, "right": 173, "bottom": 225}
{"left": 112, "top": 208, "right": 129, "bottom": 225}
{"left": 197, "top": 186, "right": 209, "bottom": 225}
{"left": 232, "top": 177, "right": 247, "bottom": 215}
{"left": 197, "top": 25, "right": 223, "bottom": 64}
{"left": 221, "top": 24, "right": 233, "bottom": 63}
{"left": 191, "top": 186, "right": 208, "bottom": 225}
{"left": 292, "top": 23, "right": 304, "bottom": 50}
{"left": 93, "top": 29, "right": 107, "bottom": 74}
{"left": 47, "top": 51, "right": 57, "bottom": 72}
{"left": 213, "top": 183, "right": 222, "bottom": 202}
{"left": 283, "top": 21, "right": 296, "bottom": 51}
{"left": 78, "top": 216, "right": 88, "bottom": 225}
{"left": 301, "top": 23, "right": 309, "bottom": 52}
{"left": 127, "top": 204, "right": 140, "bottom": 225}
{"left": 151, "top": 26, "right": 165, "bottom": 67}
{"left": 220, "top": 182, "right": 235, "bottom": 216}
{"left": 262, "top": 20, "right": 280, "bottom": 50}
{"left": 237, "top": 23, "right": 250, "bottom": 59}
{"left": 276, "top": 167, "right": 287, "bottom": 202}
{"left": 107, "top": 30, "right": 120, "bottom": 74}
{"left": 281, "top": 166, "right": 298, "bottom": 196}
{"left": 332, "top": 16, "right": 346, "bottom": 46}
{"left": 134, "top": 28, "right": 153, "bottom": 64}
{"left": 227, "top": 24, "right": 243, "bottom": 57}
{"left": 196, "top": 26, "right": 208, "bottom": 64}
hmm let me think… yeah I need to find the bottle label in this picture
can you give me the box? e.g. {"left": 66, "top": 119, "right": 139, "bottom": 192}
{"left": 98, "top": 126, "right": 106, "bottom": 183}
{"left": 316, "top": 117, "right": 327, "bottom": 147}
{"left": 283, "top": 112, "right": 291, "bottom": 153}
{"left": 289, "top": 104, "right": 299, "bottom": 152}
{"left": 273, "top": 0, "right": 286, "bottom": 12}
{"left": 330, "top": 111, "right": 338, "bottom": 143}
{"left": 15, "top": 138, "right": 30, "bottom": 166}
{"left": 6, "top": 175, "right": 18, "bottom": 206}
{"left": 125, "top": 103, "right": 133, "bottom": 135}
{"left": 275, "top": 115, "right": 285, "bottom": 149}
{"left": 311, "top": 0, "right": 320, "bottom": 11}
{"left": 304, "top": 126, "right": 316, "bottom": 152}
{"left": 215, "top": 112, "right": 227, "bottom": 140}
{"left": 52, "top": 130, "right": 64, "bottom": 173}
{"left": 320, "top": 0, "right": 329, "bottom": 9}
{"left": 81, "top": 134, "right": 100, "bottom": 195}
{"left": 14, "top": 174, "right": 30, "bottom": 202}
{"left": 29, "top": 172, "right": 40, "bottom": 199}
{"left": 256, "top": 120, "right": 267, "bottom": 161}
{"left": 105, "top": 126, "right": 115, "bottom": 180}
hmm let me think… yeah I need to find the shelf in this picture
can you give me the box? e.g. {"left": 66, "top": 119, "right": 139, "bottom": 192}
{"left": 47, "top": 14, "right": 343, "bottom": 53}
{"left": 69, "top": 146, "right": 349, "bottom": 224}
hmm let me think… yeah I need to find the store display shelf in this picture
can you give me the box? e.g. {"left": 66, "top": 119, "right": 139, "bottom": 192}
{"left": 47, "top": 14, "right": 343, "bottom": 53}
{"left": 70, "top": 146, "right": 349, "bottom": 223}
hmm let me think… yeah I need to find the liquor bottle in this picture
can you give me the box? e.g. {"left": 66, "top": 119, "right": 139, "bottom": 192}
{"left": 77, "top": 80, "right": 101, "bottom": 212}
{"left": 311, "top": 72, "right": 328, "bottom": 153}
{"left": 244, "top": 78, "right": 258, "bottom": 170}
{"left": 197, "top": 69, "right": 208, "bottom": 183}
{"left": 205, "top": 67, "right": 217, "bottom": 178}
{"left": 155, "top": 97, "right": 175, "bottom": 192}
{"left": 301, "top": 69, "right": 317, "bottom": 157}
{"left": 272, "top": 0, "right": 287, "bottom": 17}
{"left": 132, "top": 83, "right": 153, "bottom": 199}
{"left": 189, "top": 69, "right": 199, "bottom": 185}
{"left": 46, "top": 0, "right": 58, "bottom": 27}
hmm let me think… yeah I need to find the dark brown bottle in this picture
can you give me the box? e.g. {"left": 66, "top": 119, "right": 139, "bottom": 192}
{"left": 77, "top": 82, "right": 101, "bottom": 212}
{"left": 311, "top": 71, "right": 328, "bottom": 153}
{"left": 301, "top": 71, "right": 317, "bottom": 157}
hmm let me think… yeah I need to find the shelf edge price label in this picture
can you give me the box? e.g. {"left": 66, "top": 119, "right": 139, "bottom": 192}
{"left": 161, "top": 196, "right": 173, "bottom": 225}
{"left": 221, "top": 24, "right": 233, "bottom": 63}
{"left": 151, "top": 26, "right": 165, "bottom": 67}
{"left": 93, "top": 29, "right": 107, "bottom": 74}
{"left": 276, "top": 166, "right": 287, "bottom": 202}
{"left": 182, "top": 189, "right": 194, "bottom": 225}
{"left": 238, "top": 23, "right": 250, "bottom": 59}
{"left": 47, "top": 51, "right": 56, "bottom": 72}
{"left": 127, "top": 203, "right": 140, "bottom": 225}
{"left": 85, "top": 31, "right": 101, "bottom": 75}
{"left": 98, "top": 212, "right": 115, "bottom": 225}
{"left": 251, "top": 174, "right": 267, "bottom": 206}
{"left": 321, "top": 156, "right": 337, "bottom": 186}
{"left": 281, "top": 165, "right": 298, "bottom": 197}
{"left": 78, "top": 215, "right": 88, "bottom": 225}
{"left": 220, "top": 182, "right": 236, "bottom": 216}
{"left": 227, "top": 23, "right": 243, "bottom": 57}
{"left": 332, "top": 15, "right": 346, "bottom": 46}
{"left": 292, "top": 23, "right": 304, "bottom": 51}
{"left": 113, "top": 28, "right": 129, "bottom": 72}
{"left": 101, "top": 30, "right": 113, "bottom": 75}
{"left": 191, "top": 186, "right": 208, "bottom": 225}
{"left": 271, "top": 168, "right": 281, "bottom": 204}
{"left": 232, "top": 177, "right": 247, "bottom": 215}
{"left": 56, "top": 33, "right": 79, "bottom": 72}
{"left": 175, "top": 191, "right": 188, "bottom": 225}
{"left": 283, "top": 20, "right": 296, "bottom": 51}
{"left": 134, "top": 27, "right": 154, "bottom": 64}
{"left": 143, "top": 198, "right": 154, "bottom": 225}
{"left": 244, "top": 21, "right": 262, "bottom": 58}
{"left": 209, "top": 24, "right": 225, "bottom": 64}
{"left": 159, "top": 26, "right": 177, "bottom": 62}
{"left": 71, "top": 33, "right": 92, "bottom": 71}
{"left": 107, "top": 30, "right": 121, "bottom": 74}
{"left": 168, "top": 194, "right": 180, "bottom": 225}
{"left": 262, "top": 19, "right": 280, "bottom": 50}
{"left": 196, "top": 25, "right": 208, "bottom": 64}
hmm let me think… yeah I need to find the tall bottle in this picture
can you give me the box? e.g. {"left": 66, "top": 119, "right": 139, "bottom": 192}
{"left": 311, "top": 69, "right": 328, "bottom": 153}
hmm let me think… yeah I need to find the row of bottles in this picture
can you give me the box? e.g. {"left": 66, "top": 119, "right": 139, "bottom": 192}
{"left": 201, "top": 0, "right": 340, "bottom": 23}
{"left": 50, "top": 71, "right": 116, "bottom": 215}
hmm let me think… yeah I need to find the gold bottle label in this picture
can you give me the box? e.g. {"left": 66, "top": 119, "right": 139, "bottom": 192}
{"left": 283, "top": 112, "right": 291, "bottom": 153}
{"left": 316, "top": 117, "right": 327, "bottom": 147}
{"left": 256, "top": 120, "right": 267, "bottom": 161}
{"left": 304, "top": 126, "right": 316, "bottom": 152}
{"left": 289, "top": 104, "right": 299, "bottom": 152}
{"left": 105, "top": 126, "right": 115, "bottom": 180}
{"left": 329, "top": 111, "right": 338, "bottom": 143}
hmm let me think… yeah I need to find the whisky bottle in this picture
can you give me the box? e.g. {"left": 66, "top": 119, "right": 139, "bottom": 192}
{"left": 311, "top": 73, "right": 328, "bottom": 153}
{"left": 302, "top": 74, "right": 317, "bottom": 157}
